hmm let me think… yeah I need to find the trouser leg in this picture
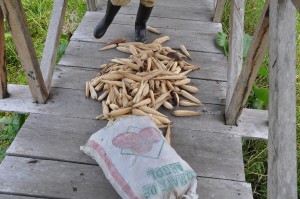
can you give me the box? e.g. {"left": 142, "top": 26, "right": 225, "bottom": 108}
{"left": 140, "top": 0, "right": 156, "bottom": 7}
{"left": 135, "top": 1, "right": 155, "bottom": 42}
{"left": 93, "top": 0, "right": 121, "bottom": 39}
{"left": 110, "top": 0, "right": 131, "bottom": 6}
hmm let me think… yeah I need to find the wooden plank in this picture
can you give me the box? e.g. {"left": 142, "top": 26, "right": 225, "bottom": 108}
{"left": 7, "top": 113, "right": 246, "bottom": 182}
{"left": 82, "top": 12, "right": 223, "bottom": 33}
{"left": 71, "top": 20, "right": 223, "bottom": 54}
{"left": 268, "top": 0, "right": 297, "bottom": 198}
{"left": 0, "top": 84, "right": 224, "bottom": 117}
{"left": 0, "top": 195, "right": 43, "bottom": 199}
{"left": 292, "top": 0, "right": 300, "bottom": 12}
{"left": 0, "top": 84, "right": 267, "bottom": 139}
{"left": 225, "top": 0, "right": 245, "bottom": 112}
{"left": 0, "top": 8, "right": 8, "bottom": 99}
{"left": 225, "top": 0, "right": 269, "bottom": 125}
{"left": 40, "top": 0, "right": 67, "bottom": 92}
{"left": 116, "top": 0, "right": 215, "bottom": 21}
{"left": 51, "top": 66, "right": 227, "bottom": 105}
{"left": 58, "top": 41, "right": 227, "bottom": 82}
{"left": 0, "top": 0, "right": 48, "bottom": 103}
{"left": 160, "top": 107, "right": 268, "bottom": 140}
{"left": 213, "top": 0, "right": 227, "bottom": 23}
{"left": 0, "top": 156, "right": 253, "bottom": 199}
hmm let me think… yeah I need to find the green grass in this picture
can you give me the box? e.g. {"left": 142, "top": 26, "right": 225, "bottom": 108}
{"left": 0, "top": 0, "right": 87, "bottom": 163}
{"left": 222, "top": 1, "right": 300, "bottom": 199}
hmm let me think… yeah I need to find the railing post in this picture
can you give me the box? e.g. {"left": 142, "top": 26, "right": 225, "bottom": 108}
{"left": 0, "top": 0, "right": 48, "bottom": 103}
{"left": 86, "top": 0, "right": 104, "bottom": 11}
{"left": 225, "top": 0, "right": 245, "bottom": 113}
{"left": 0, "top": 7, "right": 8, "bottom": 99}
{"left": 225, "top": 0, "right": 269, "bottom": 125}
{"left": 40, "top": 0, "right": 67, "bottom": 92}
{"left": 291, "top": 0, "right": 300, "bottom": 12}
{"left": 213, "top": 0, "right": 227, "bottom": 23}
{"left": 268, "top": 0, "right": 297, "bottom": 198}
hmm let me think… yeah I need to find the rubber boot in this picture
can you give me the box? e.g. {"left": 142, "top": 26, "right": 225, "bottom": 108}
{"left": 94, "top": 0, "right": 121, "bottom": 39}
{"left": 135, "top": 3, "right": 153, "bottom": 42}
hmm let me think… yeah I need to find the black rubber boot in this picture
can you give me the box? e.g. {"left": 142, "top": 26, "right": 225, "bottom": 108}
{"left": 94, "top": 0, "right": 121, "bottom": 39}
{"left": 135, "top": 3, "right": 153, "bottom": 42}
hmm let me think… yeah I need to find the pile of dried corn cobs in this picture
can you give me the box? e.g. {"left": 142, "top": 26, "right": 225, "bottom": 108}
{"left": 86, "top": 36, "right": 203, "bottom": 132}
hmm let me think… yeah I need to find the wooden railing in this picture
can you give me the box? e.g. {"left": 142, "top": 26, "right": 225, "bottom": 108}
{"left": 214, "top": 0, "right": 298, "bottom": 198}
{"left": 0, "top": 0, "right": 67, "bottom": 103}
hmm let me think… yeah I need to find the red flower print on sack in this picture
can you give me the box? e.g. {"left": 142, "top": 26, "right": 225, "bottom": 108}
{"left": 112, "top": 127, "right": 161, "bottom": 155}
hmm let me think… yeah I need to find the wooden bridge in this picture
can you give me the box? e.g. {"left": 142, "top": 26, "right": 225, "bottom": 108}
{"left": 0, "top": 0, "right": 298, "bottom": 198}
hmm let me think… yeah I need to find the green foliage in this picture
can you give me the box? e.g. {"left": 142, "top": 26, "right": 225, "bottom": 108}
{"left": 216, "top": 32, "right": 229, "bottom": 56}
{"left": 243, "top": 34, "right": 252, "bottom": 59}
{"left": 216, "top": 31, "right": 269, "bottom": 109}
{"left": 0, "top": 114, "right": 27, "bottom": 162}
{"left": 242, "top": 139, "right": 268, "bottom": 198}
{"left": 0, "top": 0, "right": 87, "bottom": 163}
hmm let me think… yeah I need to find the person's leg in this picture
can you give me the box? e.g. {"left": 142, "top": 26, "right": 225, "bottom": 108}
{"left": 94, "top": 0, "right": 130, "bottom": 39}
{"left": 135, "top": 0, "right": 156, "bottom": 42}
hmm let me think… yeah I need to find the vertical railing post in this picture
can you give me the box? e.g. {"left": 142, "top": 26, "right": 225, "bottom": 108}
{"left": 0, "top": 0, "right": 48, "bottom": 103}
{"left": 86, "top": 0, "right": 104, "bottom": 11}
{"left": 40, "top": 0, "right": 67, "bottom": 92}
{"left": 0, "top": 7, "right": 8, "bottom": 98}
{"left": 213, "top": 0, "right": 227, "bottom": 23}
{"left": 291, "top": 0, "right": 300, "bottom": 12}
{"left": 225, "top": 0, "right": 269, "bottom": 125}
{"left": 225, "top": 0, "right": 245, "bottom": 113}
{"left": 268, "top": 0, "right": 297, "bottom": 198}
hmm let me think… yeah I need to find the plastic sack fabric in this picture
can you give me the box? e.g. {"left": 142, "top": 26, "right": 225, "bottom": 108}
{"left": 81, "top": 115, "right": 198, "bottom": 199}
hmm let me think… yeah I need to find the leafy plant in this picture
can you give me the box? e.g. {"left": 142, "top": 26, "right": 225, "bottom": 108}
{"left": 0, "top": 114, "right": 27, "bottom": 162}
{"left": 216, "top": 31, "right": 269, "bottom": 109}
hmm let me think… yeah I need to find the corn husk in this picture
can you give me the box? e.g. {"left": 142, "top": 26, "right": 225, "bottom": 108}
{"left": 86, "top": 37, "right": 203, "bottom": 129}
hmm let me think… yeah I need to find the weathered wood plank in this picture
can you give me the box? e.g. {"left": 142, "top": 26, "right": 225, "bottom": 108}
{"left": 82, "top": 12, "right": 222, "bottom": 33}
{"left": 225, "top": 0, "right": 245, "bottom": 112}
{"left": 0, "top": 84, "right": 224, "bottom": 117}
{"left": 0, "top": 0, "right": 48, "bottom": 103}
{"left": 160, "top": 107, "right": 268, "bottom": 140}
{"left": 51, "top": 66, "right": 227, "bottom": 105}
{"left": 7, "top": 113, "right": 245, "bottom": 182}
{"left": 0, "top": 8, "right": 8, "bottom": 99}
{"left": 291, "top": 0, "right": 300, "bottom": 12}
{"left": 213, "top": 0, "right": 227, "bottom": 23}
{"left": 71, "top": 20, "right": 223, "bottom": 54}
{"left": 0, "top": 156, "right": 253, "bottom": 199}
{"left": 225, "top": 0, "right": 269, "bottom": 125}
{"left": 40, "top": 0, "right": 67, "bottom": 92}
{"left": 0, "top": 84, "right": 268, "bottom": 139}
{"left": 0, "top": 195, "right": 43, "bottom": 199}
{"left": 58, "top": 41, "right": 227, "bottom": 82}
{"left": 268, "top": 0, "right": 297, "bottom": 198}
{"left": 118, "top": 0, "right": 215, "bottom": 21}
